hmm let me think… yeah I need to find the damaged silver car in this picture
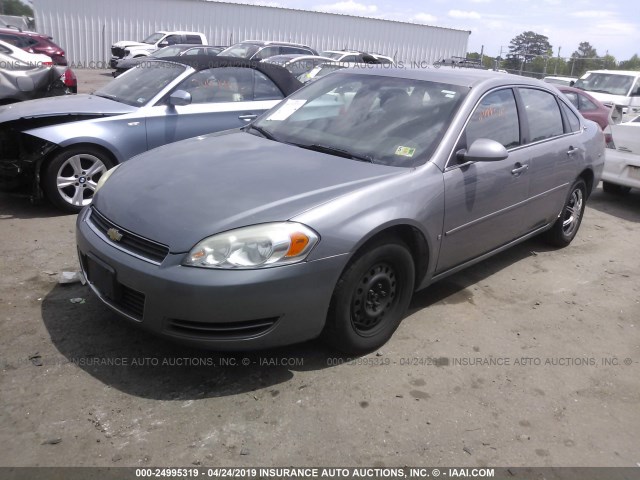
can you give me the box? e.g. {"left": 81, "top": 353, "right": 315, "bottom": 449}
{"left": 0, "top": 55, "right": 301, "bottom": 212}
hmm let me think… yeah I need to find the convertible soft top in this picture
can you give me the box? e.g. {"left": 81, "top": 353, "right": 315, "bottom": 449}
{"left": 157, "top": 55, "right": 303, "bottom": 96}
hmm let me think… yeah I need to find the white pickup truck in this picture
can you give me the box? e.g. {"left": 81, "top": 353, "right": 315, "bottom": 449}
{"left": 109, "top": 31, "right": 207, "bottom": 68}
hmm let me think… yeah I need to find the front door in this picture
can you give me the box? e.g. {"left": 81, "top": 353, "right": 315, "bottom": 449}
{"left": 437, "top": 88, "right": 531, "bottom": 273}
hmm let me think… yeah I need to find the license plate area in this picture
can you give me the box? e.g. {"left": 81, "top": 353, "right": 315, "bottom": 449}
{"left": 86, "top": 253, "right": 119, "bottom": 301}
{"left": 628, "top": 165, "right": 640, "bottom": 180}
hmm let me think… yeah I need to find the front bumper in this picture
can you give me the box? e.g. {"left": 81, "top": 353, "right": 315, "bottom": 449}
{"left": 602, "top": 148, "right": 640, "bottom": 190}
{"left": 76, "top": 207, "right": 348, "bottom": 350}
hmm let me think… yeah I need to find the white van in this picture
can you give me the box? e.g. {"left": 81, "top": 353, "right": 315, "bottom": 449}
{"left": 574, "top": 70, "right": 640, "bottom": 123}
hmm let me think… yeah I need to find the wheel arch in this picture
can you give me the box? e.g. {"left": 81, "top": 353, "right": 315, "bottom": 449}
{"left": 37, "top": 141, "right": 120, "bottom": 181}
{"left": 578, "top": 167, "right": 595, "bottom": 197}
{"left": 344, "top": 222, "right": 431, "bottom": 292}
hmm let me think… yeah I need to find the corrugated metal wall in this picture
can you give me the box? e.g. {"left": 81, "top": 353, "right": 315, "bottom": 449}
{"left": 34, "top": 0, "right": 470, "bottom": 66}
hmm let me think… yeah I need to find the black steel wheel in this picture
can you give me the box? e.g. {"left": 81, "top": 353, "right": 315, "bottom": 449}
{"left": 323, "top": 237, "right": 415, "bottom": 353}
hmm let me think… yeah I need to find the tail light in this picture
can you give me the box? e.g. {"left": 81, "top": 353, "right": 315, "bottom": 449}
{"left": 42, "top": 61, "right": 54, "bottom": 67}
{"left": 62, "top": 68, "right": 77, "bottom": 88}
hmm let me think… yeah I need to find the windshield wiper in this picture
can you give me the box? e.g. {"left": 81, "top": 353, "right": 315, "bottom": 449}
{"left": 295, "top": 143, "right": 375, "bottom": 163}
{"left": 244, "top": 124, "right": 278, "bottom": 141}
{"left": 93, "top": 92, "right": 118, "bottom": 101}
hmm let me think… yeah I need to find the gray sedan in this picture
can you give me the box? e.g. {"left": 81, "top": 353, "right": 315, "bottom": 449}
{"left": 0, "top": 55, "right": 301, "bottom": 212}
{"left": 76, "top": 68, "right": 604, "bottom": 353}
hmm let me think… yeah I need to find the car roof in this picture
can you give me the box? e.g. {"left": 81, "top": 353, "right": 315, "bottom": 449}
{"left": 583, "top": 70, "right": 640, "bottom": 76}
{"left": 240, "top": 40, "right": 313, "bottom": 48}
{"left": 339, "top": 66, "right": 550, "bottom": 89}
{"left": 156, "top": 31, "right": 204, "bottom": 35}
{"left": 155, "top": 54, "right": 303, "bottom": 96}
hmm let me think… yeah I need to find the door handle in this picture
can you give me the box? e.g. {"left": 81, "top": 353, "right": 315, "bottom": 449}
{"left": 511, "top": 163, "right": 529, "bottom": 176}
{"left": 238, "top": 114, "right": 257, "bottom": 121}
{"left": 567, "top": 147, "right": 577, "bottom": 156}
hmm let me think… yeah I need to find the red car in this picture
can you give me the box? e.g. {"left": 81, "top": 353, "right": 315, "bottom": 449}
{"left": 557, "top": 85, "right": 612, "bottom": 130}
{"left": 0, "top": 26, "right": 67, "bottom": 65}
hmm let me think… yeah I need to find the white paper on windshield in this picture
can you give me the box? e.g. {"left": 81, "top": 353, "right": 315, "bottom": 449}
{"left": 266, "top": 99, "right": 307, "bottom": 121}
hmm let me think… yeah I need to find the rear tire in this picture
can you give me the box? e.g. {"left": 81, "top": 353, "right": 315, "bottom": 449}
{"left": 544, "top": 178, "right": 587, "bottom": 247}
{"left": 322, "top": 237, "right": 415, "bottom": 354}
{"left": 602, "top": 181, "right": 631, "bottom": 195}
{"left": 42, "top": 146, "right": 115, "bottom": 213}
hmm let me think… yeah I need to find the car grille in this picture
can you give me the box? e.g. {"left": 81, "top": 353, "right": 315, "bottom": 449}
{"left": 165, "top": 317, "right": 279, "bottom": 339}
{"left": 88, "top": 208, "right": 170, "bottom": 264}
{"left": 111, "top": 47, "right": 125, "bottom": 58}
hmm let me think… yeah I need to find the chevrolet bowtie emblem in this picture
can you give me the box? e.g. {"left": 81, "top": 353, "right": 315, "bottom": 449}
{"left": 107, "top": 228, "right": 123, "bottom": 242}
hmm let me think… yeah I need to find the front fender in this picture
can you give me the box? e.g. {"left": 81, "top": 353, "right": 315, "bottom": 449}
{"left": 24, "top": 119, "right": 147, "bottom": 163}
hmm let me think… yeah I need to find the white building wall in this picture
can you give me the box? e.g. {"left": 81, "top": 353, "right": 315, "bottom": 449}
{"left": 34, "top": 0, "right": 470, "bottom": 66}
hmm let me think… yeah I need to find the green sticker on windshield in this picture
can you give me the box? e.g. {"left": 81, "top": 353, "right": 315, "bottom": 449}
{"left": 395, "top": 146, "right": 416, "bottom": 157}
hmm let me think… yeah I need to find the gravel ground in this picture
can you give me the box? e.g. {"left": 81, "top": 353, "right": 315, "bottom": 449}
{"left": 0, "top": 69, "right": 638, "bottom": 468}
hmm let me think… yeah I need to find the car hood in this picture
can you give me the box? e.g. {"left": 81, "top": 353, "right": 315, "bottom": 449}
{"left": 94, "top": 131, "right": 404, "bottom": 253}
{"left": 0, "top": 94, "right": 136, "bottom": 123}
{"left": 584, "top": 91, "right": 631, "bottom": 107}
{"left": 113, "top": 40, "right": 153, "bottom": 50}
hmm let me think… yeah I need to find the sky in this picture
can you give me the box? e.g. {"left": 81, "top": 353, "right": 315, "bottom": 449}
{"left": 214, "top": 0, "right": 640, "bottom": 61}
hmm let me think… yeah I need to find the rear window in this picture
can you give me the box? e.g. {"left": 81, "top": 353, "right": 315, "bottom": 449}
{"left": 185, "top": 35, "right": 202, "bottom": 44}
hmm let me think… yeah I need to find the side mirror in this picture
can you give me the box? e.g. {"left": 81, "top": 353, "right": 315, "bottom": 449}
{"left": 168, "top": 90, "right": 192, "bottom": 107}
{"left": 457, "top": 138, "right": 508, "bottom": 162}
{"left": 17, "top": 76, "right": 35, "bottom": 92}
{"left": 158, "top": 41, "right": 169, "bottom": 48}
{"left": 631, "top": 87, "right": 640, "bottom": 97}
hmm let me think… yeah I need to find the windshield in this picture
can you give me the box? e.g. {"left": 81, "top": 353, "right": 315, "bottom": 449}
{"left": 142, "top": 32, "right": 164, "bottom": 45}
{"left": 575, "top": 73, "right": 635, "bottom": 96}
{"left": 95, "top": 61, "right": 186, "bottom": 106}
{"left": 218, "top": 43, "right": 260, "bottom": 59}
{"left": 253, "top": 72, "right": 468, "bottom": 167}
{"left": 151, "top": 45, "right": 189, "bottom": 58}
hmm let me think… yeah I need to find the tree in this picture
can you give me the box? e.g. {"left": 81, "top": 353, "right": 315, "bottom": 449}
{"left": 619, "top": 54, "right": 640, "bottom": 71}
{"left": 0, "top": 0, "right": 34, "bottom": 16}
{"left": 504, "top": 31, "right": 552, "bottom": 73}
{"left": 569, "top": 41, "right": 601, "bottom": 77}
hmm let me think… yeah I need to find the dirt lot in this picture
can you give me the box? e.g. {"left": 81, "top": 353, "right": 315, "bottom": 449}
{"left": 0, "top": 69, "right": 639, "bottom": 468}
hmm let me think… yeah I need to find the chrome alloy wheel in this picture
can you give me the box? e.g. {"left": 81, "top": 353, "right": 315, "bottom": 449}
{"left": 561, "top": 187, "right": 584, "bottom": 237}
{"left": 56, "top": 154, "right": 107, "bottom": 207}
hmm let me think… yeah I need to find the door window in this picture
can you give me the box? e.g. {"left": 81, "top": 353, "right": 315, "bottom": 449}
{"left": 519, "top": 88, "right": 564, "bottom": 142}
{"left": 253, "top": 47, "right": 278, "bottom": 60}
{"left": 185, "top": 35, "right": 203, "bottom": 44}
{"left": 175, "top": 67, "right": 254, "bottom": 103}
{"left": 463, "top": 88, "right": 520, "bottom": 151}
{"left": 254, "top": 71, "right": 284, "bottom": 100}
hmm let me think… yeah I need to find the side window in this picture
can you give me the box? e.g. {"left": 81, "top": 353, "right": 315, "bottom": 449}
{"left": 560, "top": 102, "right": 581, "bottom": 133}
{"left": 164, "top": 35, "right": 181, "bottom": 46}
{"left": 464, "top": 89, "right": 520, "bottom": 150}
{"left": 185, "top": 35, "right": 202, "bottom": 45}
{"left": 174, "top": 67, "right": 254, "bottom": 104}
{"left": 563, "top": 92, "right": 579, "bottom": 109}
{"left": 254, "top": 71, "right": 284, "bottom": 100}
{"left": 519, "top": 88, "right": 564, "bottom": 142}
{"left": 183, "top": 48, "right": 203, "bottom": 56}
{"left": 0, "top": 44, "right": 10, "bottom": 54}
{"left": 253, "top": 47, "right": 278, "bottom": 60}
{"left": 578, "top": 94, "right": 598, "bottom": 112}
{"left": 280, "top": 46, "right": 305, "bottom": 55}
{"left": 341, "top": 55, "right": 358, "bottom": 63}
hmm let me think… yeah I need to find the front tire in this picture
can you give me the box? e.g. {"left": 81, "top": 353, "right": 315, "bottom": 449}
{"left": 42, "top": 146, "right": 115, "bottom": 213}
{"left": 322, "top": 238, "right": 415, "bottom": 354}
{"left": 544, "top": 178, "right": 587, "bottom": 247}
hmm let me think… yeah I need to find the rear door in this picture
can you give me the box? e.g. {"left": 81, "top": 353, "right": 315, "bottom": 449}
{"left": 515, "top": 87, "right": 581, "bottom": 231}
{"left": 437, "top": 88, "right": 530, "bottom": 273}
{"left": 145, "top": 67, "right": 283, "bottom": 150}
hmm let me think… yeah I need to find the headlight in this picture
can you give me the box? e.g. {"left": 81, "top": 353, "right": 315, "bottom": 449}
{"left": 94, "top": 164, "right": 120, "bottom": 194}
{"left": 183, "top": 222, "right": 319, "bottom": 269}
